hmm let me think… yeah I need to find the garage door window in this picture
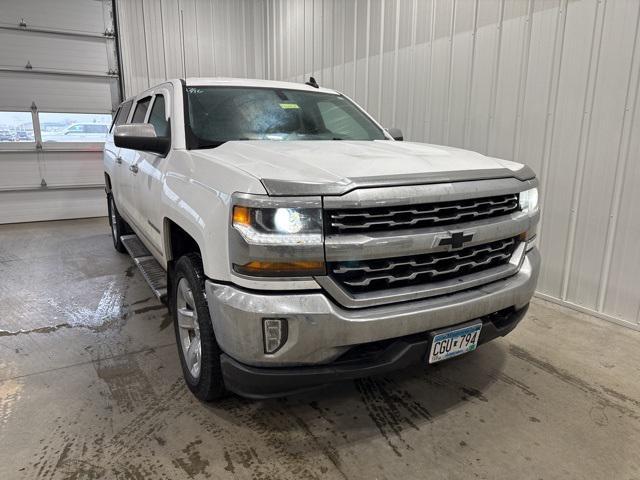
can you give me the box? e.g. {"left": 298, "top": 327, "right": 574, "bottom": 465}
{"left": 40, "top": 112, "right": 113, "bottom": 143}
{"left": 0, "top": 112, "right": 34, "bottom": 143}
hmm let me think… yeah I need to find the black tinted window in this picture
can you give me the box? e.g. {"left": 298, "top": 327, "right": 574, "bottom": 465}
{"left": 131, "top": 97, "right": 151, "bottom": 123}
{"left": 148, "top": 95, "right": 169, "bottom": 137}
{"left": 110, "top": 100, "right": 133, "bottom": 132}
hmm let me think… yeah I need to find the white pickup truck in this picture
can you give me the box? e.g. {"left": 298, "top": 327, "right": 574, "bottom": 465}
{"left": 103, "top": 78, "right": 540, "bottom": 401}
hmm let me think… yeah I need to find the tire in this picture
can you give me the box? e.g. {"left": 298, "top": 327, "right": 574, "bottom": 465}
{"left": 107, "top": 193, "right": 129, "bottom": 254}
{"left": 172, "top": 253, "right": 226, "bottom": 401}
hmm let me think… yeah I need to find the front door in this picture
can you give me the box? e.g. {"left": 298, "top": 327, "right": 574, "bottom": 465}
{"left": 131, "top": 92, "right": 171, "bottom": 258}
{"left": 117, "top": 96, "right": 152, "bottom": 226}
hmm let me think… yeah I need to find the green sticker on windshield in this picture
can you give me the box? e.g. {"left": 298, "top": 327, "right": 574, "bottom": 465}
{"left": 279, "top": 103, "right": 300, "bottom": 109}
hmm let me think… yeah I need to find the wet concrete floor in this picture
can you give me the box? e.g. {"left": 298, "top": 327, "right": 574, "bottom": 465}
{"left": 0, "top": 218, "right": 639, "bottom": 479}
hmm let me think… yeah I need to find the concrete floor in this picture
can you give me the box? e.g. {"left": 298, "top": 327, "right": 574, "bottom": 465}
{"left": 1, "top": 218, "right": 639, "bottom": 480}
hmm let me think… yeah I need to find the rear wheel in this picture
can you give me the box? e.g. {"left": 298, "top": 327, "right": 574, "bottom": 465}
{"left": 172, "top": 253, "right": 226, "bottom": 401}
{"left": 107, "top": 193, "right": 129, "bottom": 253}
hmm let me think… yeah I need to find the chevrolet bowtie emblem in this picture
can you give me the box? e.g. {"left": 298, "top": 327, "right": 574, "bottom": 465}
{"left": 437, "top": 231, "right": 474, "bottom": 250}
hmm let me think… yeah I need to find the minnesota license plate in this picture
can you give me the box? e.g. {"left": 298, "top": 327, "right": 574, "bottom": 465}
{"left": 428, "top": 322, "right": 482, "bottom": 364}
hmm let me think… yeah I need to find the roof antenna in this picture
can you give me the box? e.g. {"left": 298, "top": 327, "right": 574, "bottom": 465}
{"left": 305, "top": 76, "right": 319, "bottom": 88}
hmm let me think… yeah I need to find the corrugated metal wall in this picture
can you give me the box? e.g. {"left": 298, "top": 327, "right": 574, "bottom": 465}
{"left": 115, "top": 0, "right": 267, "bottom": 98}
{"left": 263, "top": 0, "right": 640, "bottom": 329}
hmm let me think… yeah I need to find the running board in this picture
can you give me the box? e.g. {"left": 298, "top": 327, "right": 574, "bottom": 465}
{"left": 120, "top": 234, "right": 167, "bottom": 301}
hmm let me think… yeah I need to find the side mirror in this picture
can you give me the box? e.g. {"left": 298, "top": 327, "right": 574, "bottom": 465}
{"left": 386, "top": 127, "right": 403, "bottom": 141}
{"left": 114, "top": 123, "right": 170, "bottom": 155}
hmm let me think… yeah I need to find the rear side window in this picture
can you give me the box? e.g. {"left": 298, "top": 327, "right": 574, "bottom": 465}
{"left": 110, "top": 100, "right": 133, "bottom": 132}
{"left": 148, "top": 95, "right": 169, "bottom": 137}
{"left": 131, "top": 97, "right": 151, "bottom": 123}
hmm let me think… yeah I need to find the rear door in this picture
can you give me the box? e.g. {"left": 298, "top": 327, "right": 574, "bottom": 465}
{"left": 105, "top": 100, "right": 132, "bottom": 209}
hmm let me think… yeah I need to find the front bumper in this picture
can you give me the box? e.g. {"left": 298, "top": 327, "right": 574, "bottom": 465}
{"left": 206, "top": 248, "right": 539, "bottom": 368}
{"left": 219, "top": 304, "right": 529, "bottom": 398}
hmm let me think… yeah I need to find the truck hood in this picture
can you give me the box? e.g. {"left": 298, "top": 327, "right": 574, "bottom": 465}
{"left": 191, "top": 140, "right": 534, "bottom": 195}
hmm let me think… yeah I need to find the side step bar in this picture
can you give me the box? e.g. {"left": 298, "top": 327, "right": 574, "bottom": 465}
{"left": 120, "top": 234, "right": 168, "bottom": 301}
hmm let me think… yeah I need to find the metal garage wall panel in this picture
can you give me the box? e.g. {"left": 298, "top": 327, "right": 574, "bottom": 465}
{"left": 38, "top": 151, "right": 104, "bottom": 188}
{"left": 466, "top": 0, "right": 501, "bottom": 152}
{"left": 263, "top": 0, "right": 640, "bottom": 328}
{"left": 488, "top": 0, "right": 529, "bottom": 160}
{"left": 536, "top": 0, "right": 598, "bottom": 299}
{"left": 0, "top": 153, "right": 41, "bottom": 190}
{"left": 0, "top": 30, "right": 110, "bottom": 74}
{"left": 117, "top": 0, "right": 149, "bottom": 97}
{"left": 366, "top": 0, "right": 382, "bottom": 118}
{"left": 379, "top": 0, "right": 398, "bottom": 126}
{"left": 603, "top": 83, "right": 640, "bottom": 323}
{"left": 427, "top": 0, "right": 453, "bottom": 146}
{"left": 410, "top": 0, "right": 433, "bottom": 143}
{"left": 140, "top": 0, "right": 169, "bottom": 86}
{"left": 0, "top": 0, "right": 108, "bottom": 35}
{"left": 393, "top": 0, "right": 415, "bottom": 132}
{"left": 195, "top": 0, "right": 216, "bottom": 76}
{"left": 516, "top": 0, "right": 562, "bottom": 177}
{"left": 0, "top": 72, "right": 115, "bottom": 113}
{"left": 446, "top": 0, "right": 476, "bottom": 148}
{"left": 0, "top": 189, "right": 106, "bottom": 224}
{"left": 116, "top": 0, "right": 266, "bottom": 97}
{"left": 566, "top": 0, "right": 640, "bottom": 310}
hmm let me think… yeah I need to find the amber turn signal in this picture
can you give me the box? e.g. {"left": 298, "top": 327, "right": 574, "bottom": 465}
{"left": 232, "top": 205, "right": 251, "bottom": 226}
{"left": 234, "top": 260, "right": 326, "bottom": 277}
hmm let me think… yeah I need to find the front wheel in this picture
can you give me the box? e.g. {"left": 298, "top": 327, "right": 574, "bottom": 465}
{"left": 107, "top": 193, "right": 129, "bottom": 253}
{"left": 172, "top": 253, "right": 226, "bottom": 401}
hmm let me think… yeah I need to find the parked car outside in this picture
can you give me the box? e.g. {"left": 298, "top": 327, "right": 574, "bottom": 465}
{"left": 42, "top": 123, "right": 109, "bottom": 142}
{"left": 0, "top": 129, "right": 15, "bottom": 142}
{"left": 13, "top": 131, "right": 33, "bottom": 141}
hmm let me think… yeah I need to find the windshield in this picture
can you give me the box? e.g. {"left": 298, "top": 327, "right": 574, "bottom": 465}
{"left": 184, "top": 86, "right": 386, "bottom": 148}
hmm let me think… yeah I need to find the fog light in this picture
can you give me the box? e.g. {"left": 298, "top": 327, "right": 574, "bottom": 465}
{"left": 263, "top": 318, "right": 288, "bottom": 354}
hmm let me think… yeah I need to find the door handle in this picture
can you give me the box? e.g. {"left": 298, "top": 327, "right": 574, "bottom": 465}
{"left": 129, "top": 164, "right": 138, "bottom": 173}
{"left": 116, "top": 156, "right": 122, "bottom": 164}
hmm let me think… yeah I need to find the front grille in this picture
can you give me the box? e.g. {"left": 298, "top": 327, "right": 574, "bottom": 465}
{"left": 326, "top": 193, "right": 519, "bottom": 234}
{"left": 329, "top": 237, "right": 519, "bottom": 294}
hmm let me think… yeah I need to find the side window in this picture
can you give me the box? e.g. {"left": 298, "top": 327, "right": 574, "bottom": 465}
{"left": 110, "top": 100, "right": 133, "bottom": 132}
{"left": 109, "top": 106, "right": 121, "bottom": 132}
{"left": 148, "top": 95, "right": 169, "bottom": 137}
{"left": 131, "top": 97, "right": 152, "bottom": 123}
{"left": 317, "top": 101, "right": 369, "bottom": 139}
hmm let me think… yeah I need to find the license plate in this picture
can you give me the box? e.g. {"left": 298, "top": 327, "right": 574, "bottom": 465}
{"left": 428, "top": 322, "right": 482, "bottom": 364}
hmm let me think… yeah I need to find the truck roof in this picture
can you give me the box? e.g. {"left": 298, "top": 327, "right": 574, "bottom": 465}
{"left": 185, "top": 77, "right": 339, "bottom": 95}
{"left": 122, "top": 77, "right": 340, "bottom": 104}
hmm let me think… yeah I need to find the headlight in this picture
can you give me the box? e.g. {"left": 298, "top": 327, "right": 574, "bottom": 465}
{"left": 232, "top": 205, "right": 322, "bottom": 245}
{"left": 230, "top": 194, "right": 325, "bottom": 277}
{"left": 519, "top": 187, "right": 539, "bottom": 214}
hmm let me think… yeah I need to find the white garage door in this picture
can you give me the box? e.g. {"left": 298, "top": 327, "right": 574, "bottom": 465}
{"left": 0, "top": 0, "right": 121, "bottom": 223}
